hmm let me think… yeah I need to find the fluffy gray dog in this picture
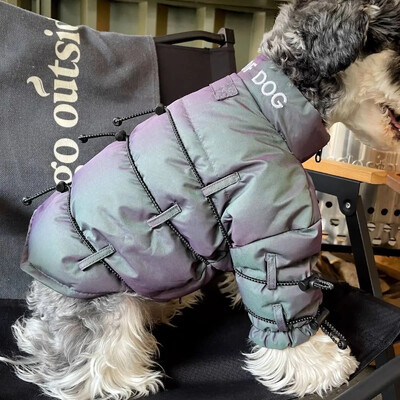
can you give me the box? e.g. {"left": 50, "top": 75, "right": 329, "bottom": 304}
{"left": 3, "top": 0, "right": 400, "bottom": 399}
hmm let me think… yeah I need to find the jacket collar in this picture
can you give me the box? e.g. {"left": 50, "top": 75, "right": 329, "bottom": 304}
{"left": 238, "top": 55, "right": 330, "bottom": 163}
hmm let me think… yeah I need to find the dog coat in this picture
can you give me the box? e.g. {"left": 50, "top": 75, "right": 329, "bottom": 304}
{"left": 21, "top": 55, "right": 331, "bottom": 350}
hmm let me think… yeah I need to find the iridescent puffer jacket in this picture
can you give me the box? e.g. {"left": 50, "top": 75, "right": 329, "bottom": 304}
{"left": 21, "top": 55, "right": 330, "bottom": 350}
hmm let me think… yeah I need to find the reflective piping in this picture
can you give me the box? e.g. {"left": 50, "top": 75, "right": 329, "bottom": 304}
{"left": 66, "top": 188, "right": 126, "bottom": 285}
{"left": 78, "top": 244, "right": 116, "bottom": 271}
{"left": 201, "top": 172, "right": 240, "bottom": 197}
{"left": 147, "top": 203, "right": 182, "bottom": 228}
{"left": 125, "top": 135, "right": 211, "bottom": 267}
{"left": 244, "top": 305, "right": 314, "bottom": 326}
{"left": 165, "top": 107, "right": 233, "bottom": 248}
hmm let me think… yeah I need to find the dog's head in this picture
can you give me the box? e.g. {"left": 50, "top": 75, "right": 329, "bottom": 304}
{"left": 260, "top": 0, "right": 400, "bottom": 152}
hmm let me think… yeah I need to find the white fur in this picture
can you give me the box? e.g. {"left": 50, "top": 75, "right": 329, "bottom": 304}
{"left": 218, "top": 270, "right": 242, "bottom": 308}
{"left": 1, "top": 282, "right": 202, "bottom": 400}
{"left": 331, "top": 50, "right": 400, "bottom": 152}
{"left": 2, "top": 276, "right": 358, "bottom": 399}
{"left": 244, "top": 331, "right": 359, "bottom": 397}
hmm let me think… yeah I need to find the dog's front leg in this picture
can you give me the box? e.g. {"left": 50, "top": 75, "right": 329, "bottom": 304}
{"left": 243, "top": 331, "right": 358, "bottom": 397}
{"left": 219, "top": 272, "right": 358, "bottom": 397}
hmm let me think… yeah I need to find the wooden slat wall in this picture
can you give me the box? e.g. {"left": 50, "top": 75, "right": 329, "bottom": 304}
{"left": 5, "top": 0, "right": 279, "bottom": 70}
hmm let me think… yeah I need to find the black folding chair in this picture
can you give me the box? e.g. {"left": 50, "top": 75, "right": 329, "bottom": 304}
{"left": 1, "top": 29, "right": 399, "bottom": 400}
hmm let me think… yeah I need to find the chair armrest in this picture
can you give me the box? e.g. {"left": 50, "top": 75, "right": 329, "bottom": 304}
{"left": 386, "top": 171, "right": 400, "bottom": 193}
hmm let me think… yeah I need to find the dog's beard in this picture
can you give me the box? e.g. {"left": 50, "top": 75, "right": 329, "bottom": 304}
{"left": 330, "top": 50, "right": 400, "bottom": 153}
{"left": 337, "top": 99, "right": 400, "bottom": 152}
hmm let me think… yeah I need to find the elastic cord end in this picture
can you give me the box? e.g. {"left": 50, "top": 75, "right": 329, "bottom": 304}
{"left": 113, "top": 117, "right": 122, "bottom": 127}
{"left": 56, "top": 181, "right": 68, "bottom": 193}
{"left": 310, "top": 307, "right": 330, "bottom": 330}
{"left": 115, "top": 130, "right": 127, "bottom": 141}
{"left": 338, "top": 340, "right": 348, "bottom": 350}
{"left": 78, "top": 135, "right": 88, "bottom": 143}
{"left": 155, "top": 103, "right": 166, "bottom": 115}
{"left": 22, "top": 197, "right": 32, "bottom": 206}
{"left": 320, "top": 317, "right": 348, "bottom": 349}
{"left": 22, "top": 181, "right": 69, "bottom": 206}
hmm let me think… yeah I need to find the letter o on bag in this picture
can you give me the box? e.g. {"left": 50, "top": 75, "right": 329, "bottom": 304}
{"left": 54, "top": 104, "right": 78, "bottom": 128}
{"left": 54, "top": 138, "right": 79, "bottom": 164}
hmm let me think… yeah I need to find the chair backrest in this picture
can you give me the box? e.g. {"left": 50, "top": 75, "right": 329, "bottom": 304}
{"left": 155, "top": 28, "right": 236, "bottom": 105}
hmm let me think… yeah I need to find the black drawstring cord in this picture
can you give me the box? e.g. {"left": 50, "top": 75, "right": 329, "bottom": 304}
{"left": 310, "top": 307, "right": 348, "bottom": 349}
{"left": 22, "top": 181, "right": 69, "bottom": 206}
{"left": 321, "top": 320, "right": 348, "bottom": 350}
{"left": 112, "top": 103, "right": 165, "bottom": 127}
{"left": 79, "top": 103, "right": 166, "bottom": 143}
{"left": 299, "top": 276, "right": 347, "bottom": 347}
{"left": 78, "top": 130, "right": 127, "bottom": 143}
{"left": 24, "top": 103, "right": 167, "bottom": 205}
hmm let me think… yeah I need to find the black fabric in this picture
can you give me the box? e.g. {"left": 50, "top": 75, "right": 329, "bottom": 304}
{"left": 156, "top": 43, "right": 236, "bottom": 106}
{"left": 322, "top": 282, "right": 400, "bottom": 374}
{"left": 335, "top": 355, "right": 400, "bottom": 400}
{"left": 1, "top": 282, "right": 399, "bottom": 400}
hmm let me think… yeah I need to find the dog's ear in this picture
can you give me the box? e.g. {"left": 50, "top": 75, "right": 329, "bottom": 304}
{"left": 363, "top": 0, "right": 400, "bottom": 54}
{"left": 294, "top": 1, "right": 372, "bottom": 80}
{"left": 262, "top": 1, "right": 374, "bottom": 85}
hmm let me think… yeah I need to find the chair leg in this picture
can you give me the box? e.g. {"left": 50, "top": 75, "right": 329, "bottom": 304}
{"left": 345, "top": 195, "right": 400, "bottom": 400}
{"left": 376, "top": 349, "right": 400, "bottom": 400}
{"left": 345, "top": 196, "right": 382, "bottom": 298}
{"left": 309, "top": 171, "right": 399, "bottom": 399}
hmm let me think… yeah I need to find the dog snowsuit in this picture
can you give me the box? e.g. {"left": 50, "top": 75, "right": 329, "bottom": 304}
{"left": 21, "top": 55, "right": 331, "bottom": 350}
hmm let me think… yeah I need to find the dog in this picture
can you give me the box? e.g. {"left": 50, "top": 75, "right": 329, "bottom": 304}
{"left": 3, "top": 0, "right": 400, "bottom": 399}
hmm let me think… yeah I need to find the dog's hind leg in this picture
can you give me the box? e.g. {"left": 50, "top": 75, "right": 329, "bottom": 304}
{"left": 218, "top": 272, "right": 242, "bottom": 308}
{"left": 2, "top": 281, "right": 163, "bottom": 400}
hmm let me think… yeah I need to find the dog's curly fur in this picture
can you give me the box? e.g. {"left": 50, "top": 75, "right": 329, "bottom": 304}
{"left": 3, "top": 0, "right": 400, "bottom": 399}
{"left": 261, "top": 0, "right": 400, "bottom": 151}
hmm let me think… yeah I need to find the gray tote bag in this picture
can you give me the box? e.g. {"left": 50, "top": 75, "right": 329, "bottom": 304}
{"left": 0, "top": 1, "right": 160, "bottom": 298}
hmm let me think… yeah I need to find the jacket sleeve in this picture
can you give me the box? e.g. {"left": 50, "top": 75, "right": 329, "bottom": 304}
{"left": 231, "top": 220, "right": 323, "bottom": 349}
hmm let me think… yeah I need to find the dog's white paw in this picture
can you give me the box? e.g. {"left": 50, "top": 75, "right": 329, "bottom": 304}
{"left": 243, "top": 330, "right": 359, "bottom": 397}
